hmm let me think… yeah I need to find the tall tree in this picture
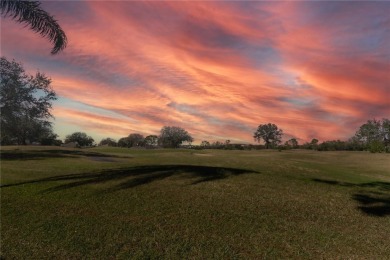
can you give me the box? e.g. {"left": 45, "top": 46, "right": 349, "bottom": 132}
{"left": 117, "top": 134, "right": 145, "bottom": 148}
{"left": 65, "top": 132, "right": 94, "bottom": 147}
{"left": 253, "top": 123, "right": 283, "bottom": 149}
{"left": 0, "top": 56, "right": 57, "bottom": 145}
{"left": 287, "top": 138, "right": 298, "bottom": 148}
{"left": 159, "top": 126, "right": 193, "bottom": 148}
{"left": 200, "top": 140, "right": 210, "bottom": 147}
{"left": 118, "top": 137, "right": 130, "bottom": 148}
{"left": 127, "top": 133, "right": 145, "bottom": 147}
{"left": 144, "top": 135, "right": 158, "bottom": 147}
{"left": 1, "top": 0, "right": 67, "bottom": 54}
{"left": 99, "top": 137, "right": 117, "bottom": 147}
{"left": 310, "top": 138, "right": 319, "bottom": 150}
{"left": 354, "top": 118, "right": 390, "bottom": 152}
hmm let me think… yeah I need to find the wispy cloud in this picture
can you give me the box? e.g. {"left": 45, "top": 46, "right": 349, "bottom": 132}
{"left": 2, "top": 1, "right": 389, "bottom": 143}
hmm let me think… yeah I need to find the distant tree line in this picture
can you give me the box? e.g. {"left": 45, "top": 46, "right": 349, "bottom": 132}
{"left": 44, "top": 126, "right": 193, "bottom": 149}
{"left": 98, "top": 126, "right": 193, "bottom": 149}
{"left": 251, "top": 120, "right": 389, "bottom": 153}
{"left": 195, "top": 120, "right": 389, "bottom": 153}
{"left": 314, "top": 119, "right": 389, "bottom": 153}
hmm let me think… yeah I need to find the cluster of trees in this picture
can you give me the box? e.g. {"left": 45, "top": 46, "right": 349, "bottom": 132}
{"left": 248, "top": 121, "right": 389, "bottom": 153}
{"left": 64, "top": 132, "right": 95, "bottom": 147}
{"left": 196, "top": 121, "right": 389, "bottom": 153}
{"left": 98, "top": 126, "right": 193, "bottom": 149}
{"left": 50, "top": 126, "right": 194, "bottom": 149}
{"left": 116, "top": 134, "right": 158, "bottom": 148}
{"left": 313, "top": 119, "right": 389, "bottom": 153}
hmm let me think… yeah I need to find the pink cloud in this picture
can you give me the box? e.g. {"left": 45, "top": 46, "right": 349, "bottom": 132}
{"left": 2, "top": 1, "right": 388, "bottom": 143}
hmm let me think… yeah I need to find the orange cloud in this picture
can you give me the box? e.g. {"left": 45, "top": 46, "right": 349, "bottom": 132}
{"left": 2, "top": 1, "right": 389, "bottom": 143}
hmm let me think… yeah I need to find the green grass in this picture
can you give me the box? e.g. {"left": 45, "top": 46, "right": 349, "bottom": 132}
{"left": 1, "top": 146, "right": 389, "bottom": 258}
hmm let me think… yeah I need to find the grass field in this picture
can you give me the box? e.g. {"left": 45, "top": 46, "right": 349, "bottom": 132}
{"left": 1, "top": 146, "right": 389, "bottom": 259}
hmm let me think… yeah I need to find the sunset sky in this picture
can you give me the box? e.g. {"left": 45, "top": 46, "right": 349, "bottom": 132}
{"left": 2, "top": 1, "right": 389, "bottom": 144}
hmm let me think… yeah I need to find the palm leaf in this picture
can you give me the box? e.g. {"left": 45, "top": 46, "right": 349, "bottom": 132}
{"left": 1, "top": 0, "right": 67, "bottom": 54}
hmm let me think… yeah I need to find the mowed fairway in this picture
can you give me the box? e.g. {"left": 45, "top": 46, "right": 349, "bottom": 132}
{"left": 1, "top": 146, "right": 389, "bottom": 259}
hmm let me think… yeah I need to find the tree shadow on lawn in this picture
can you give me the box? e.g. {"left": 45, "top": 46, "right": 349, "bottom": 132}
{"left": 0, "top": 149, "right": 126, "bottom": 160}
{"left": 0, "top": 165, "right": 259, "bottom": 193}
{"left": 313, "top": 178, "right": 390, "bottom": 217}
{"left": 352, "top": 193, "right": 390, "bottom": 217}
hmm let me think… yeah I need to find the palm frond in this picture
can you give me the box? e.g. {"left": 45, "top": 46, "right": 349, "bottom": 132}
{"left": 1, "top": 0, "right": 67, "bottom": 54}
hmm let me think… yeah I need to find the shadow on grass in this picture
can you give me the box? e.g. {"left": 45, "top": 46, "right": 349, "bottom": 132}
{"left": 352, "top": 193, "right": 390, "bottom": 217}
{"left": 312, "top": 179, "right": 390, "bottom": 191}
{"left": 0, "top": 165, "right": 259, "bottom": 192}
{"left": 0, "top": 149, "right": 125, "bottom": 160}
{"left": 313, "top": 178, "right": 390, "bottom": 217}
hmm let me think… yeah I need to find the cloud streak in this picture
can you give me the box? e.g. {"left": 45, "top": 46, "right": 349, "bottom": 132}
{"left": 2, "top": 1, "right": 389, "bottom": 143}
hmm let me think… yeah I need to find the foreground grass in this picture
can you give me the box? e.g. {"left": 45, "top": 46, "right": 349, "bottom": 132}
{"left": 1, "top": 146, "right": 389, "bottom": 258}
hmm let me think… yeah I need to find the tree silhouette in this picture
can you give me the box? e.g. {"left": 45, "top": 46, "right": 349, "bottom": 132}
{"left": 159, "top": 126, "right": 194, "bottom": 148}
{"left": 0, "top": 57, "right": 57, "bottom": 145}
{"left": 1, "top": 0, "right": 67, "bottom": 54}
{"left": 254, "top": 123, "right": 283, "bottom": 149}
